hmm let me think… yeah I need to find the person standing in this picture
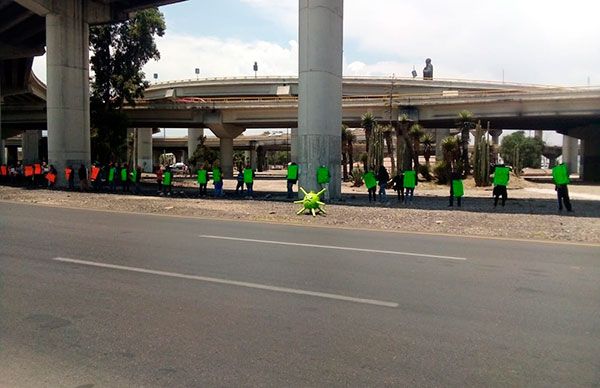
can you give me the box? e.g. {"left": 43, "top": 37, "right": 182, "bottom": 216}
{"left": 317, "top": 165, "right": 330, "bottom": 200}
{"left": 108, "top": 163, "right": 117, "bottom": 193}
{"left": 286, "top": 162, "right": 298, "bottom": 199}
{"left": 132, "top": 165, "right": 142, "bottom": 194}
{"left": 65, "top": 165, "right": 75, "bottom": 190}
{"left": 46, "top": 164, "right": 57, "bottom": 189}
{"left": 403, "top": 169, "right": 417, "bottom": 203}
{"left": 212, "top": 164, "right": 223, "bottom": 197}
{"left": 449, "top": 171, "right": 463, "bottom": 207}
{"left": 162, "top": 166, "right": 173, "bottom": 196}
{"left": 492, "top": 164, "right": 510, "bottom": 207}
{"left": 363, "top": 169, "right": 378, "bottom": 202}
{"left": 121, "top": 163, "right": 130, "bottom": 193}
{"left": 243, "top": 164, "right": 255, "bottom": 198}
{"left": 197, "top": 164, "right": 208, "bottom": 197}
{"left": 156, "top": 166, "right": 163, "bottom": 194}
{"left": 392, "top": 170, "right": 404, "bottom": 202}
{"left": 552, "top": 163, "right": 573, "bottom": 212}
{"left": 376, "top": 165, "right": 390, "bottom": 202}
{"left": 235, "top": 165, "right": 244, "bottom": 196}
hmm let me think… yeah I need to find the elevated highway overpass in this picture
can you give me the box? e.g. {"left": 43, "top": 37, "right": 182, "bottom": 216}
{"left": 3, "top": 76, "right": 600, "bottom": 180}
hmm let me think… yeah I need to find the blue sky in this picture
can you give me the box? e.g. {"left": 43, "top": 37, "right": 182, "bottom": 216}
{"left": 32, "top": 0, "right": 600, "bottom": 144}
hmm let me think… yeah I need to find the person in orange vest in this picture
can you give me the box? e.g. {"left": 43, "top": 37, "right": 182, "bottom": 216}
{"left": 90, "top": 163, "right": 102, "bottom": 191}
{"left": 46, "top": 164, "right": 58, "bottom": 189}
{"left": 0, "top": 164, "right": 7, "bottom": 185}
{"left": 65, "top": 165, "right": 75, "bottom": 190}
{"left": 24, "top": 164, "right": 35, "bottom": 188}
{"left": 33, "top": 162, "right": 42, "bottom": 188}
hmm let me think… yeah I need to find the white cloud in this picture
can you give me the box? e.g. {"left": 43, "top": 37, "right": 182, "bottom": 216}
{"left": 143, "top": 34, "right": 299, "bottom": 80}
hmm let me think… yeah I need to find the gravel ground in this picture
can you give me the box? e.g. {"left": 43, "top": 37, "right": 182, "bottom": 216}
{"left": 1, "top": 178, "right": 599, "bottom": 245}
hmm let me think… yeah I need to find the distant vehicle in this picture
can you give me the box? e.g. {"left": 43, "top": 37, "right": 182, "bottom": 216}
{"left": 169, "top": 162, "right": 187, "bottom": 173}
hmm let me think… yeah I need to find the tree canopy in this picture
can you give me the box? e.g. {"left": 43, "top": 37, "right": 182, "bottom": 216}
{"left": 500, "top": 131, "right": 544, "bottom": 169}
{"left": 89, "top": 8, "right": 166, "bottom": 163}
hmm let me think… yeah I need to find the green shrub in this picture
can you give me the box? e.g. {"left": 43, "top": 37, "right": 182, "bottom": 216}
{"left": 352, "top": 167, "right": 364, "bottom": 187}
{"left": 434, "top": 160, "right": 449, "bottom": 184}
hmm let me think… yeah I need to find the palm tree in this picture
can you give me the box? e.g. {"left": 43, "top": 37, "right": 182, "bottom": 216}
{"left": 382, "top": 125, "right": 396, "bottom": 175}
{"left": 408, "top": 123, "right": 424, "bottom": 171}
{"left": 361, "top": 112, "right": 376, "bottom": 167}
{"left": 420, "top": 133, "right": 434, "bottom": 167}
{"left": 396, "top": 114, "right": 411, "bottom": 171}
{"left": 457, "top": 110, "right": 475, "bottom": 177}
{"left": 441, "top": 135, "right": 460, "bottom": 171}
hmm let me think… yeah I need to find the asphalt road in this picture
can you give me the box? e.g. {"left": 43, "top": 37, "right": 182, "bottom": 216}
{"left": 0, "top": 201, "right": 598, "bottom": 387}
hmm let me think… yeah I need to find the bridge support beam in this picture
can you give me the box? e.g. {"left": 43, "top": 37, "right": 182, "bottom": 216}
{"left": 187, "top": 128, "right": 204, "bottom": 162}
{"left": 581, "top": 136, "right": 600, "bottom": 182}
{"left": 562, "top": 135, "right": 578, "bottom": 175}
{"left": 298, "top": 0, "right": 343, "bottom": 200}
{"left": 136, "top": 128, "right": 153, "bottom": 172}
{"left": 219, "top": 137, "right": 234, "bottom": 178}
{"left": 46, "top": 0, "right": 90, "bottom": 186}
{"left": 21, "top": 129, "right": 41, "bottom": 163}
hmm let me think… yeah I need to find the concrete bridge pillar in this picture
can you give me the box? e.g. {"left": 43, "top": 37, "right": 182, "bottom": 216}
{"left": 22, "top": 130, "right": 41, "bottom": 163}
{"left": 562, "top": 135, "right": 579, "bottom": 175}
{"left": 136, "top": 128, "right": 153, "bottom": 172}
{"left": 187, "top": 128, "right": 204, "bottom": 159}
{"left": 249, "top": 140, "right": 257, "bottom": 170}
{"left": 290, "top": 128, "right": 298, "bottom": 162}
{"left": 46, "top": 0, "right": 90, "bottom": 185}
{"left": 298, "top": 0, "right": 343, "bottom": 200}
{"left": 534, "top": 130, "right": 543, "bottom": 140}
{"left": 219, "top": 137, "right": 234, "bottom": 178}
{"left": 0, "top": 139, "right": 5, "bottom": 165}
{"left": 581, "top": 136, "right": 600, "bottom": 182}
{"left": 435, "top": 128, "right": 449, "bottom": 161}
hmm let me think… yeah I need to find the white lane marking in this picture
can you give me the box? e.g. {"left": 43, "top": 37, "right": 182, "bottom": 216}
{"left": 52, "top": 257, "right": 399, "bottom": 308}
{"left": 198, "top": 235, "right": 468, "bottom": 261}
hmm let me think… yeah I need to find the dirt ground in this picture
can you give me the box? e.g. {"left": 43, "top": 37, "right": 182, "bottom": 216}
{"left": 1, "top": 175, "right": 599, "bottom": 245}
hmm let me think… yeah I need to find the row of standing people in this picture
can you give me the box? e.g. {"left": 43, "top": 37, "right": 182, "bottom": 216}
{"left": 360, "top": 163, "right": 573, "bottom": 211}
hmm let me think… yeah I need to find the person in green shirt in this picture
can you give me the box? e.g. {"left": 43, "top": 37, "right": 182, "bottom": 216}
{"left": 286, "top": 162, "right": 298, "bottom": 199}
{"left": 552, "top": 163, "right": 573, "bottom": 212}
{"left": 243, "top": 164, "right": 255, "bottom": 198}
{"left": 212, "top": 164, "right": 223, "bottom": 197}
{"left": 362, "top": 169, "right": 378, "bottom": 202}
{"left": 492, "top": 164, "right": 510, "bottom": 207}
{"left": 162, "top": 166, "right": 173, "bottom": 196}
{"left": 403, "top": 170, "right": 417, "bottom": 203}
{"left": 197, "top": 163, "right": 208, "bottom": 197}
{"left": 449, "top": 171, "right": 463, "bottom": 207}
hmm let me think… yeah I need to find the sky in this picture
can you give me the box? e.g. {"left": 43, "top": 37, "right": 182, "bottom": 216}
{"left": 32, "top": 0, "right": 600, "bottom": 143}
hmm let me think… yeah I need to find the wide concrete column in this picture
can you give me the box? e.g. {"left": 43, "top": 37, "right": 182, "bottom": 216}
{"left": 298, "top": 0, "right": 343, "bottom": 200}
{"left": 21, "top": 130, "right": 41, "bottom": 163}
{"left": 435, "top": 128, "right": 449, "bottom": 161}
{"left": 290, "top": 127, "right": 298, "bottom": 162}
{"left": 581, "top": 136, "right": 600, "bottom": 182}
{"left": 249, "top": 140, "right": 257, "bottom": 170}
{"left": 562, "top": 135, "right": 579, "bottom": 175}
{"left": 188, "top": 128, "right": 204, "bottom": 158}
{"left": 219, "top": 137, "right": 234, "bottom": 178}
{"left": 0, "top": 139, "right": 5, "bottom": 165}
{"left": 46, "top": 0, "right": 90, "bottom": 185}
{"left": 136, "top": 128, "right": 153, "bottom": 172}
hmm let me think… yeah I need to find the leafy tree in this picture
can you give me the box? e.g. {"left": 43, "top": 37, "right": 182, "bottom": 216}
{"left": 89, "top": 8, "right": 166, "bottom": 163}
{"left": 361, "top": 112, "right": 376, "bottom": 168}
{"left": 457, "top": 110, "right": 475, "bottom": 177}
{"left": 500, "top": 131, "right": 544, "bottom": 169}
